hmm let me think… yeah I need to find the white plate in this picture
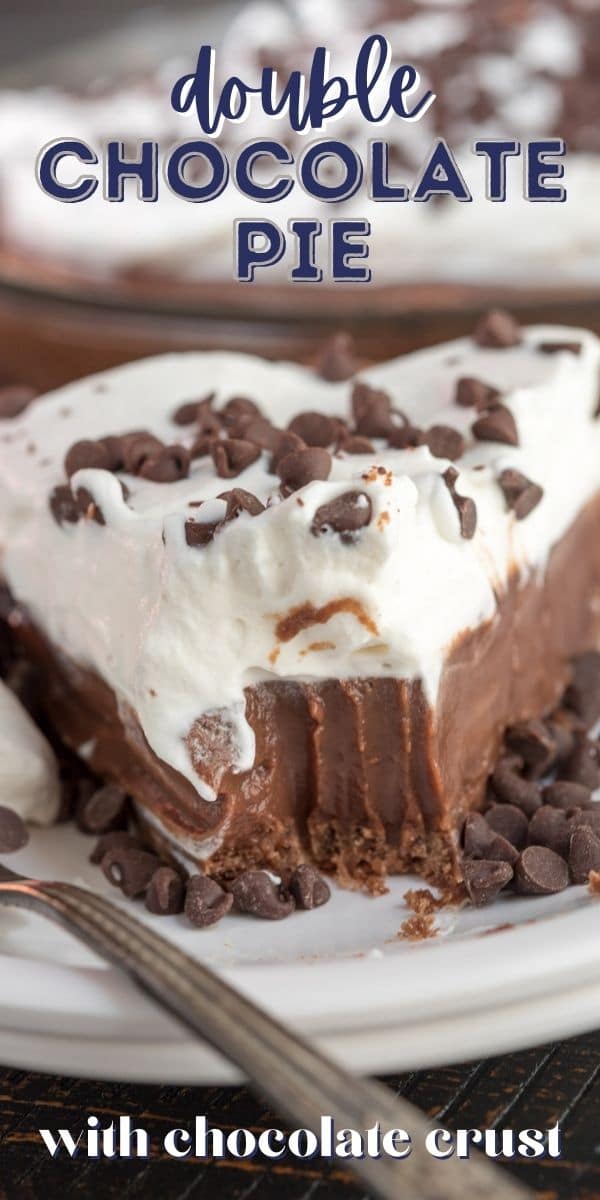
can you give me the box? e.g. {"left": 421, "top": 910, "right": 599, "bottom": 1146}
{"left": 1, "top": 823, "right": 599, "bottom": 1082}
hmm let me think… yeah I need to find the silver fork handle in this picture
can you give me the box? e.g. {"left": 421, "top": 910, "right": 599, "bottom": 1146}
{"left": 0, "top": 873, "right": 531, "bottom": 1200}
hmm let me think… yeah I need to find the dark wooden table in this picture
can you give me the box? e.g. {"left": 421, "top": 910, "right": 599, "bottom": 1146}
{"left": 1, "top": 1032, "right": 599, "bottom": 1198}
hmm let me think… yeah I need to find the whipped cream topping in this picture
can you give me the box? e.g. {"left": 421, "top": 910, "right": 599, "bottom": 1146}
{"left": 0, "top": 0, "right": 598, "bottom": 283}
{"left": 0, "top": 325, "right": 599, "bottom": 802}
{"left": 0, "top": 680, "right": 60, "bottom": 824}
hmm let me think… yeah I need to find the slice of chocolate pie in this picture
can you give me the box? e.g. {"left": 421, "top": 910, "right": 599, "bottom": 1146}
{"left": 1, "top": 312, "right": 599, "bottom": 891}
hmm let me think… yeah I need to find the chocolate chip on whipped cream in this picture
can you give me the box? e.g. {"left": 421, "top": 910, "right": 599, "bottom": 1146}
{"left": 172, "top": 398, "right": 210, "bottom": 427}
{"left": 498, "top": 468, "right": 544, "bottom": 519}
{"left": 351, "top": 381, "right": 394, "bottom": 438}
{"left": 74, "top": 486, "right": 105, "bottom": 525}
{"left": 472, "top": 405, "right": 519, "bottom": 447}
{"left": 424, "top": 425, "right": 465, "bottom": 461}
{"left": 311, "top": 491, "right": 372, "bottom": 543}
{"left": 288, "top": 411, "right": 337, "bottom": 448}
{"left": 454, "top": 377, "right": 501, "bottom": 410}
{"left": 442, "top": 467, "right": 477, "bottom": 539}
{"left": 49, "top": 484, "right": 79, "bottom": 526}
{"left": 65, "top": 438, "right": 112, "bottom": 477}
{"left": 473, "top": 309, "right": 522, "bottom": 349}
{"left": 211, "top": 437, "right": 261, "bottom": 478}
{"left": 138, "top": 443, "right": 191, "bottom": 483}
{"left": 277, "top": 446, "right": 332, "bottom": 491}
{"left": 185, "top": 487, "right": 264, "bottom": 548}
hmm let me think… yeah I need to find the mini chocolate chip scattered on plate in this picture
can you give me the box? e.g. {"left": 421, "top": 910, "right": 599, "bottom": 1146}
{"left": 543, "top": 781, "right": 593, "bottom": 811}
{"left": 145, "top": 866, "right": 186, "bottom": 916}
{"left": 485, "top": 803, "right": 528, "bottom": 851}
{"left": 288, "top": 865, "right": 331, "bottom": 910}
{"left": 463, "top": 859, "right": 513, "bottom": 906}
{"left": 569, "top": 827, "right": 600, "bottom": 885}
{"left": 463, "top": 812, "right": 519, "bottom": 865}
{"left": 185, "top": 875, "right": 233, "bottom": 928}
{"left": 491, "top": 759, "right": 542, "bottom": 816}
{"left": 0, "top": 806, "right": 29, "bottom": 853}
{"left": 231, "top": 870, "right": 296, "bottom": 920}
{"left": 528, "top": 805, "right": 571, "bottom": 859}
{"left": 515, "top": 845, "right": 569, "bottom": 896}
{"left": 101, "top": 845, "right": 160, "bottom": 898}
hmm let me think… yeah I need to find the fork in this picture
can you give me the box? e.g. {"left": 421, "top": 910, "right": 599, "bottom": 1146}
{"left": 0, "top": 863, "right": 531, "bottom": 1200}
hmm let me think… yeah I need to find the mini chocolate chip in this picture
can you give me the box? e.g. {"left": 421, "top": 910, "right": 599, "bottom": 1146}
{"left": 76, "top": 783, "right": 129, "bottom": 835}
{"left": 185, "top": 875, "right": 234, "bottom": 927}
{"left": 99, "top": 436, "right": 126, "bottom": 471}
{"left": 443, "top": 467, "right": 477, "bottom": 539}
{"left": 569, "top": 826, "right": 600, "bottom": 885}
{"left": 559, "top": 733, "right": 600, "bottom": 790}
{"left": 65, "top": 439, "right": 112, "bottom": 478}
{"left": 311, "top": 491, "right": 372, "bottom": 543}
{"left": 221, "top": 396, "right": 261, "bottom": 429}
{"left": 564, "top": 652, "right": 600, "bottom": 727}
{"left": 190, "top": 434, "right": 217, "bottom": 460}
{"left": 243, "top": 418, "right": 282, "bottom": 452}
{"left": 454, "top": 377, "right": 501, "bottom": 409}
{"left": 145, "top": 866, "right": 185, "bottom": 915}
{"left": 387, "top": 424, "right": 423, "bottom": 450}
{"left": 122, "top": 433, "right": 164, "bottom": 475}
{"left": 351, "top": 382, "right": 394, "bottom": 438}
{"left": 338, "top": 434, "right": 375, "bottom": 454}
{"left": 316, "top": 332, "right": 358, "bottom": 382}
{"left": 472, "top": 405, "right": 519, "bottom": 446}
{"left": 0, "top": 806, "right": 29, "bottom": 853}
{"left": 485, "top": 803, "right": 528, "bottom": 850}
{"left": 505, "top": 720, "right": 556, "bottom": 780}
{"left": 277, "top": 447, "right": 332, "bottom": 492}
{"left": 473, "top": 308, "right": 521, "bottom": 349}
{"left": 90, "top": 831, "right": 143, "bottom": 865}
{"left": 172, "top": 393, "right": 215, "bottom": 426}
{"left": 463, "top": 859, "right": 513, "bottom": 906}
{"left": 219, "top": 488, "right": 266, "bottom": 519}
{"left": 528, "top": 805, "right": 571, "bottom": 859}
{"left": 74, "top": 487, "right": 105, "bottom": 525}
{"left": 231, "top": 870, "right": 296, "bottom": 919}
{"left": 49, "top": 484, "right": 79, "bottom": 526}
{"left": 544, "top": 781, "right": 593, "bottom": 811}
{"left": 185, "top": 517, "right": 220, "bottom": 548}
{"left": 101, "top": 845, "right": 160, "bottom": 898}
{"left": 424, "top": 425, "right": 465, "bottom": 461}
{"left": 288, "top": 411, "right": 337, "bottom": 447}
{"left": 570, "top": 808, "right": 600, "bottom": 838}
{"left": 463, "top": 812, "right": 519, "bottom": 865}
{"left": 538, "top": 341, "right": 582, "bottom": 356}
{"left": 515, "top": 845, "right": 569, "bottom": 895}
{"left": 139, "top": 444, "right": 191, "bottom": 483}
{"left": 497, "top": 468, "right": 544, "bottom": 519}
{"left": 491, "top": 759, "right": 542, "bottom": 816}
{"left": 288, "top": 864, "right": 331, "bottom": 909}
{"left": 270, "top": 431, "right": 306, "bottom": 473}
{"left": 0, "top": 385, "right": 37, "bottom": 419}
{"left": 212, "top": 438, "right": 261, "bottom": 479}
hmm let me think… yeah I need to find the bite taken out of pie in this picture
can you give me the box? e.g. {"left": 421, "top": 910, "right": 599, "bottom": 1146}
{"left": 1, "top": 311, "right": 599, "bottom": 894}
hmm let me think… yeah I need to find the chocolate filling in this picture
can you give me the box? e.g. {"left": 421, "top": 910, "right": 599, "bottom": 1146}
{"left": 3, "top": 492, "right": 600, "bottom": 893}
